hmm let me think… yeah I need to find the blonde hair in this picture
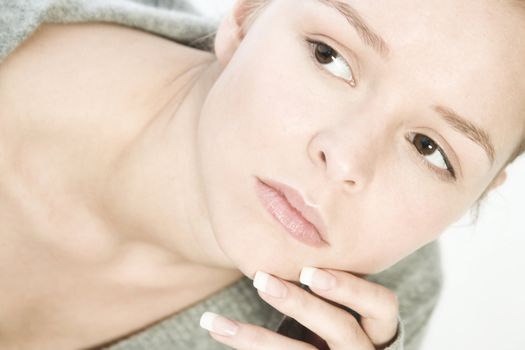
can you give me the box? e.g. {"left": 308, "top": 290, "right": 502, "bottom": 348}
{"left": 238, "top": 0, "right": 272, "bottom": 36}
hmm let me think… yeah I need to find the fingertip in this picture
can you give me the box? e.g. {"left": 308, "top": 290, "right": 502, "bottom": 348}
{"left": 300, "top": 266, "right": 317, "bottom": 286}
{"left": 199, "top": 311, "right": 239, "bottom": 336}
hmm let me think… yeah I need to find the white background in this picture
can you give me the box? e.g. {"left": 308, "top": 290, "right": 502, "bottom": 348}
{"left": 190, "top": 1, "right": 525, "bottom": 349}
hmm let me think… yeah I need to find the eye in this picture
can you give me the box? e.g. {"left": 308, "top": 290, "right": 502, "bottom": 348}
{"left": 407, "top": 133, "right": 456, "bottom": 180}
{"left": 306, "top": 39, "right": 356, "bottom": 87}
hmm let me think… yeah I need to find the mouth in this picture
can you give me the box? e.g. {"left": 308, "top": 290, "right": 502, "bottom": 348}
{"left": 254, "top": 177, "right": 329, "bottom": 248}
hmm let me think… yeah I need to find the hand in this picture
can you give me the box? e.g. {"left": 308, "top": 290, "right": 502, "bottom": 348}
{"left": 199, "top": 267, "right": 400, "bottom": 349}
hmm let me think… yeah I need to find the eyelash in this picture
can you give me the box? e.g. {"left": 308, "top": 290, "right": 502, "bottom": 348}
{"left": 305, "top": 37, "right": 457, "bottom": 182}
{"left": 406, "top": 133, "right": 457, "bottom": 181}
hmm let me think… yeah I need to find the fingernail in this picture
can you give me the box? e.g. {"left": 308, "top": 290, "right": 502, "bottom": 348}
{"left": 199, "top": 311, "right": 239, "bottom": 336}
{"left": 253, "top": 271, "right": 287, "bottom": 298}
{"left": 300, "top": 267, "right": 336, "bottom": 290}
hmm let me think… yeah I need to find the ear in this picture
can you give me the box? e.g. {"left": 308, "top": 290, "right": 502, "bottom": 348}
{"left": 214, "top": 0, "right": 254, "bottom": 67}
{"left": 487, "top": 169, "right": 508, "bottom": 191}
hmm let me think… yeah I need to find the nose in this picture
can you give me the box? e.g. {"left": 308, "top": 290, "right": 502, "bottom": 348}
{"left": 307, "top": 128, "right": 376, "bottom": 193}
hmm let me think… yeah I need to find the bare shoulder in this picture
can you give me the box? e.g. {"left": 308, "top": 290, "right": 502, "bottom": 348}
{"left": 0, "top": 22, "right": 214, "bottom": 170}
{"left": 0, "top": 22, "right": 214, "bottom": 132}
{"left": 0, "top": 22, "right": 214, "bottom": 84}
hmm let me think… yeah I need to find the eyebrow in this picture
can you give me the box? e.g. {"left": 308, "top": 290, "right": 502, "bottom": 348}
{"left": 433, "top": 106, "right": 496, "bottom": 166}
{"left": 315, "top": 0, "right": 390, "bottom": 58}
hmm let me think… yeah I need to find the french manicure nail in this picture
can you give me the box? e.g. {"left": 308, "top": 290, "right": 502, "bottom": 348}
{"left": 200, "top": 311, "right": 239, "bottom": 336}
{"left": 300, "top": 267, "right": 336, "bottom": 290}
{"left": 253, "top": 271, "right": 287, "bottom": 298}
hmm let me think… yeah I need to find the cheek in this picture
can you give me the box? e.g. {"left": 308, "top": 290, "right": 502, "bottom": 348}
{"left": 364, "top": 191, "right": 467, "bottom": 273}
{"left": 327, "top": 159, "right": 470, "bottom": 274}
{"left": 194, "top": 47, "right": 349, "bottom": 278}
{"left": 213, "top": 31, "right": 344, "bottom": 137}
{"left": 192, "top": 60, "right": 314, "bottom": 278}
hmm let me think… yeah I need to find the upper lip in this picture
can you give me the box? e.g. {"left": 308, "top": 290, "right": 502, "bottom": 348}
{"left": 257, "top": 177, "right": 329, "bottom": 243}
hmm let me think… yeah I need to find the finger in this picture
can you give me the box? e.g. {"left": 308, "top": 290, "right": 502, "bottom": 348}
{"left": 253, "top": 271, "right": 375, "bottom": 350}
{"left": 299, "top": 267, "right": 399, "bottom": 347}
{"left": 199, "top": 311, "right": 317, "bottom": 350}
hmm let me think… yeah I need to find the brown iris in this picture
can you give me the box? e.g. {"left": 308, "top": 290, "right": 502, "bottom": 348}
{"left": 413, "top": 134, "right": 438, "bottom": 156}
{"left": 314, "top": 42, "right": 338, "bottom": 64}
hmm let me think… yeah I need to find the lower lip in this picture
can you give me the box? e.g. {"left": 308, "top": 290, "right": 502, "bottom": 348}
{"left": 255, "top": 179, "right": 325, "bottom": 247}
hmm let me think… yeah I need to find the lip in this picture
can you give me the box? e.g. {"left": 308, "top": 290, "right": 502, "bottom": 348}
{"left": 255, "top": 177, "right": 329, "bottom": 247}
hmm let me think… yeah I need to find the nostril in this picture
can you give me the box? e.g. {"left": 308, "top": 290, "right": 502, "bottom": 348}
{"left": 345, "top": 180, "right": 356, "bottom": 186}
{"left": 319, "top": 151, "right": 326, "bottom": 163}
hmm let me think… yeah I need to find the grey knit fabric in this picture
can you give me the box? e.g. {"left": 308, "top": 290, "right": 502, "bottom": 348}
{"left": 0, "top": 1, "right": 443, "bottom": 349}
{"left": 0, "top": 0, "right": 218, "bottom": 62}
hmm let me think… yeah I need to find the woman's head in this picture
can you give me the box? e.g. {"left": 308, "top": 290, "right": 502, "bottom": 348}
{"left": 194, "top": 0, "right": 525, "bottom": 278}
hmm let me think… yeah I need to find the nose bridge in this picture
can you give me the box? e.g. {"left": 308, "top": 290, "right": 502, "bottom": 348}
{"left": 307, "top": 102, "right": 392, "bottom": 191}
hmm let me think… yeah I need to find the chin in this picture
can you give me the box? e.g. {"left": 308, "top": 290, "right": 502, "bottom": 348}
{"left": 237, "top": 261, "right": 303, "bottom": 282}
{"left": 217, "top": 238, "right": 320, "bottom": 283}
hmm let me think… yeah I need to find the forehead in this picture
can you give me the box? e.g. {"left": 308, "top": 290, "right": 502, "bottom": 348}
{"left": 352, "top": 0, "right": 525, "bottom": 155}
{"left": 359, "top": 0, "right": 524, "bottom": 74}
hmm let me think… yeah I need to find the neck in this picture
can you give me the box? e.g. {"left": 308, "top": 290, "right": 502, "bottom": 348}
{"left": 97, "top": 57, "right": 242, "bottom": 287}
{"left": 96, "top": 58, "right": 241, "bottom": 286}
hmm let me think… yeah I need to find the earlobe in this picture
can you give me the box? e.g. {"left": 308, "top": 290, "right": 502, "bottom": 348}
{"left": 488, "top": 170, "right": 507, "bottom": 190}
{"left": 213, "top": 0, "right": 252, "bottom": 67}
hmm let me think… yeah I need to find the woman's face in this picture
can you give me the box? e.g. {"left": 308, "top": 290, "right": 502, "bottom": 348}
{"left": 196, "top": 0, "right": 525, "bottom": 278}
